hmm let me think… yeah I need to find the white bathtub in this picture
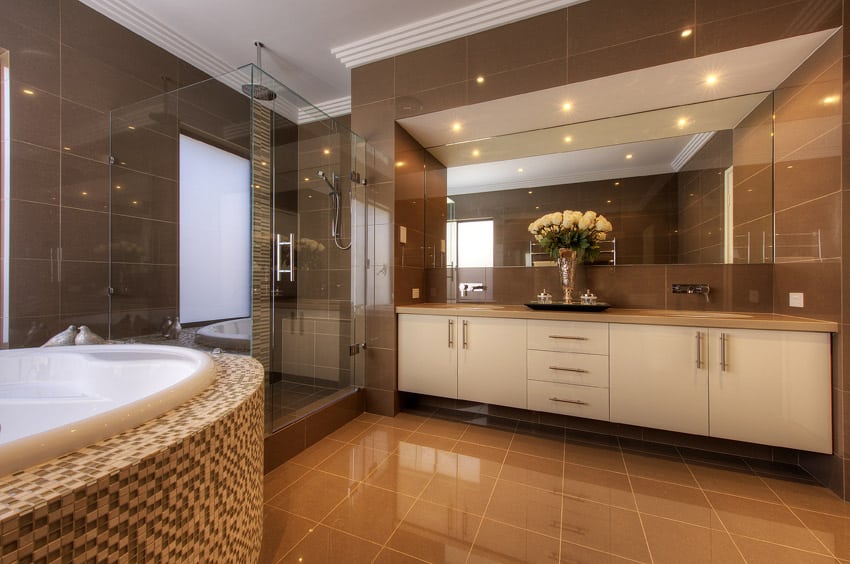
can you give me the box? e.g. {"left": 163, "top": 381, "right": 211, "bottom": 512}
{"left": 195, "top": 317, "right": 251, "bottom": 350}
{"left": 0, "top": 344, "right": 215, "bottom": 477}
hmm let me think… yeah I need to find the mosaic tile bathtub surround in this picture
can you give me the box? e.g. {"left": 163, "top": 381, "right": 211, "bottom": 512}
{"left": 0, "top": 353, "right": 264, "bottom": 563}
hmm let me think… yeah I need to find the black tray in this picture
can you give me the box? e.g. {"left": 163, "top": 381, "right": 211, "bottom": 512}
{"left": 525, "top": 302, "right": 611, "bottom": 312}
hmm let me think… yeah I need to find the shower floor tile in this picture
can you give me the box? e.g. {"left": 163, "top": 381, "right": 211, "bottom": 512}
{"left": 261, "top": 411, "right": 850, "bottom": 563}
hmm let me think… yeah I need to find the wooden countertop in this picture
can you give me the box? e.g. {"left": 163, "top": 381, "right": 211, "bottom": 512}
{"left": 395, "top": 304, "right": 838, "bottom": 333}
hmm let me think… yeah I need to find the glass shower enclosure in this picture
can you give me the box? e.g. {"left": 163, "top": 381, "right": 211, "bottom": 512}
{"left": 108, "top": 64, "right": 370, "bottom": 435}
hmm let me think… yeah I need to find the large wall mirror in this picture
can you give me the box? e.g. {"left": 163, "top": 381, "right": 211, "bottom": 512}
{"left": 398, "top": 29, "right": 836, "bottom": 267}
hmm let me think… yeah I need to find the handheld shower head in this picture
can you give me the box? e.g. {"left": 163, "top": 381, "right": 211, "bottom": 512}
{"left": 316, "top": 170, "right": 339, "bottom": 193}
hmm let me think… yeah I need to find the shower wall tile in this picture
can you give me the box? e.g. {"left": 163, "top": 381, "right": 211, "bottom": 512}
{"left": 110, "top": 126, "right": 178, "bottom": 179}
{"left": 110, "top": 264, "right": 177, "bottom": 310}
{"left": 10, "top": 200, "right": 58, "bottom": 259}
{"left": 60, "top": 260, "right": 109, "bottom": 316}
{"left": 10, "top": 142, "right": 59, "bottom": 204}
{"left": 61, "top": 154, "right": 109, "bottom": 212}
{"left": 110, "top": 167, "right": 177, "bottom": 222}
{"left": 110, "top": 215, "right": 178, "bottom": 265}
{"left": 0, "top": 0, "right": 60, "bottom": 38}
{"left": 10, "top": 81, "right": 60, "bottom": 150}
{"left": 0, "top": 15, "right": 60, "bottom": 94}
{"left": 9, "top": 258, "right": 59, "bottom": 317}
{"left": 60, "top": 99, "right": 109, "bottom": 163}
{"left": 60, "top": 208, "right": 109, "bottom": 262}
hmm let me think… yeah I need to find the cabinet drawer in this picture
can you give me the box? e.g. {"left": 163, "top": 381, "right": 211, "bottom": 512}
{"left": 528, "top": 380, "right": 609, "bottom": 421}
{"left": 527, "top": 350, "right": 609, "bottom": 387}
{"left": 527, "top": 320, "right": 608, "bottom": 354}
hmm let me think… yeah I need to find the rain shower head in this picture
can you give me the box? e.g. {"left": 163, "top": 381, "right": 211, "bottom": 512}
{"left": 241, "top": 41, "right": 277, "bottom": 101}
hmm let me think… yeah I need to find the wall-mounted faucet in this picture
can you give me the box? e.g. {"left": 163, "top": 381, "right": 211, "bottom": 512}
{"left": 671, "top": 283, "right": 711, "bottom": 302}
{"left": 459, "top": 282, "right": 486, "bottom": 298}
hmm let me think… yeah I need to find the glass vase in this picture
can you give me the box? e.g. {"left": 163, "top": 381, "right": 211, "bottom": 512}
{"left": 557, "top": 248, "right": 577, "bottom": 303}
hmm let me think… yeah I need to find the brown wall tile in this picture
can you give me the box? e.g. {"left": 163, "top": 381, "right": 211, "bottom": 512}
{"left": 61, "top": 154, "right": 108, "bottom": 212}
{"left": 351, "top": 58, "right": 395, "bottom": 106}
{"left": 60, "top": 207, "right": 108, "bottom": 261}
{"left": 10, "top": 142, "right": 59, "bottom": 204}
{"left": 11, "top": 200, "right": 58, "bottom": 259}
{"left": 0, "top": 15, "right": 60, "bottom": 94}
{"left": 11, "top": 81, "right": 60, "bottom": 149}
{"left": 395, "top": 38, "right": 466, "bottom": 97}
{"left": 468, "top": 10, "right": 567, "bottom": 76}
{"left": 468, "top": 58, "right": 567, "bottom": 105}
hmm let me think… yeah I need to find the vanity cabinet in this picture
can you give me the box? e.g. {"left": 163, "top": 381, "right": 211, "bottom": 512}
{"left": 527, "top": 320, "right": 610, "bottom": 421}
{"left": 397, "top": 314, "right": 527, "bottom": 409}
{"left": 610, "top": 324, "right": 832, "bottom": 453}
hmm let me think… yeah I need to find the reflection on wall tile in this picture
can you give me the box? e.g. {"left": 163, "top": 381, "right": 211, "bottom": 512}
{"left": 11, "top": 200, "right": 58, "bottom": 259}
{"left": 395, "top": 38, "right": 467, "bottom": 97}
{"left": 9, "top": 258, "right": 59, "bottom": 317}
{"left": 111, "top": 215, "right": 177, "bottom": 265}
{"left": 568, "top": 31, "right": 693, "bottom": 83}
{"left": 0, "top": 15, "right": 60, "bottom": 94}
{"left": 60, "top": 207, "right": 109, "bottom": 262}
{"left": 61, "top": 99, "right": 108, "bottom": 163}
{"left": 468, "top": 11, "right": 567, "bottom": 76}
{"left": 10, "top": 81, "right": 60, "bottom": 149}
{"left": 61, "top": 153, "right": 108, "bottom": 212}
{"left": 10, "top": 142, "right": 59, "bottom": 204}
{"left": 110, "top": 167, "right": 177, "bottom": 222}
{"left": 468, "top": 58, "right": 566, "bottom": 105}
{"left": 60, "top": 260, "right": 108, "bottom": 316}
{"left": 351, "top": 58, "right": 395, "bottom": 106}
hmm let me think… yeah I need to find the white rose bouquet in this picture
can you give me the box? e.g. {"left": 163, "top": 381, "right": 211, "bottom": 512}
{"left": 528, "top": 209, "right": 613, "bottom": 263}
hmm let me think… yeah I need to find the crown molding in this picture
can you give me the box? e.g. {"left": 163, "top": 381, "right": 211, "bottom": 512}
{"left": 671, "top": 132, "right": 716, "bottom": 171}
{"left": 300, "top": 97, "right": 352, "bottom": 122}
{"left": 332, "top": 0, "right": 588, "bottom": 68}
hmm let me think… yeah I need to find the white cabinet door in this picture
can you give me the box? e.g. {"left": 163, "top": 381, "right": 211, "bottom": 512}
{"left": 708, "top": 328, "right": 832, "bottom": 453}
{"left": 398, "top": 314, "right": 458, "bottom": 398}
{"left": 610, "top": 324, "right": 709, "bottom": 435}
{"left": 458, "top": 317, "right": 527, "bottom": 409}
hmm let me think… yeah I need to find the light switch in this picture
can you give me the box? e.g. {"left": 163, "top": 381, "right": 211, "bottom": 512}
{"left": 789, "top": 292, "right": 804, "bottom": 308}
{"left": 412, "top": 288, "right": 420, "bottom": 299}
{"left": 399, "top": 226, "right": 407, "bottom": 244}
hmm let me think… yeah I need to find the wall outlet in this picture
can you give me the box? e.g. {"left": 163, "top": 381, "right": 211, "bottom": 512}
{"left": 789, "top": 292, "right": 804, "bottom": 308}
{"left": 412, "top": 288, "right": 420, "bottom": 299}
{"left": 399, "top": 226, "right": 407, "bottom": 244}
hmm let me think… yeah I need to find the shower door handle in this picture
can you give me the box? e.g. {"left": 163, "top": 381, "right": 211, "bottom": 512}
{"left": 276, "top": 233, "right": 294, "bottom": 282}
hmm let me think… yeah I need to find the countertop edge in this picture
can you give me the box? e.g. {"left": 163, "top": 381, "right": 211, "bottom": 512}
{"left": 395, "top": 305, "right": 838, "bottom": 333}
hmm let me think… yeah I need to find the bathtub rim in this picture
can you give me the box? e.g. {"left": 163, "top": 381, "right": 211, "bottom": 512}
{"left": 0, "top": 344, "right": 216, "bottom": 478}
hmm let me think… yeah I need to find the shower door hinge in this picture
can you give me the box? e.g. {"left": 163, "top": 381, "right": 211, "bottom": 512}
{"left": 108, "top": 155, "right": 116, "bottom": 165}
{"left": 349, "top": 342, "right": 366, "bottom": 356}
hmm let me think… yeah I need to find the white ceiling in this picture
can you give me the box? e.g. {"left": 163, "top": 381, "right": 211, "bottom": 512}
{"left": 79, "top": 0, "right": 586, "bottom": 115}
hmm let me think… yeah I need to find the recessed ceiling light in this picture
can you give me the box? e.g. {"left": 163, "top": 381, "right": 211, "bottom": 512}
{"left": 323, "top": 149, "right": 330, "bottom": 155}
{"left": 472, "top": 149, "right": 480, "bottom": 157}
{"left": 517, "top": 168, "right": 524, "bottom": 173}
{"left": 625, "top": 153, "right": 634, "bottom": 160}
{"left": 115, "top": 185, "right": 122, "bottom": 190}
{"left": 822, "top": 95, "right": 840, "bottom": 105}
{"left": 131, "top": 200, "right": 139, "bottom": 205}
{"left": 304, "top": 177, "right": 309, "bottom": 182}
{"left": 395, "top": 161, "right": 405, "bottom": 167}
{"left": 705, "top": 74, "right": 718, "bottom": 85}
{"left": 681, "top": 29, "right": 693, "bottom": 38}
{"left": 527, "top": 190, "right": 533, "bottom": 194}
{"left": 452, "top": 122, "right": 462, "bottom": 132}
{"left": 677, "top": 117, "right": 689, "bottom": 128}
{"left": 81, "top": 192, "right": 88, "bottom": 196}
{"left": 563, "top": 136, "right": 573, "bottom": 143}
{"left": 562, "top": 102, "right": 573, "bottom": 111}
{"left": 607, "top": 200, "right": 612, "bottom": 204}
{"left": 614, "top": 181, "right": 620, "bottom": 186}
{"left": 22, "top": 89, "right": 34, "bottom": 95}
{"left": 476, "top": 76, "right": 484, "bottom": 84}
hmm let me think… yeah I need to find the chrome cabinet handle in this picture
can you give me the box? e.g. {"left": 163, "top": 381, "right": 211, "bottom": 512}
{"left": 448, "top": 319, "right": 454, "bottom": 348}
{"left": 548, "top": 366, "right": 589, "bottom": 373}
{"left": 720, "top": 332, "right": 727, "bottom": 372}
{"left": 548, "top": 335, "right": 589, "bottom": 341}
{"left": 695, "top": 332, "right": 702, "bottom": 369}
{"left": 550, "top": 397, "right": 588, "bottom": 405}
{"left": 462, "top": 319, "right": 468, "bottom": 349}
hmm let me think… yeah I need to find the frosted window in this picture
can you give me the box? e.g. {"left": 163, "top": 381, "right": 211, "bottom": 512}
{"left": 457, "top": 219, "right": 493, "bottom": 267}
{"left": 179, "top": 135, "right": 250, "bottom": 323}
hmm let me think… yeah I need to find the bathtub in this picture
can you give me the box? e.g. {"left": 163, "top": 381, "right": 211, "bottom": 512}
{"left": 0, "top": 344, "right": 215, "bottom": 477}
{"left": 195, "top": 317, "right": 251, "bottom": 351}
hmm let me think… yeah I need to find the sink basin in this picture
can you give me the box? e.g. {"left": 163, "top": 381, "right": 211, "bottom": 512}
{"left": 663, "top": 311, "right": 752, "bottom": 319}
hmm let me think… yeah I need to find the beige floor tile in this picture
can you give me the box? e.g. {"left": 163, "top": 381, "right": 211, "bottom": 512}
{"left": 468, "top": 518, "right": 559, "bottom": 563}
{"left": 351, "top": 424, "right": 413, "bottom": 453}
{"left": 417, "top": 417, "right": 470, "bottom": 440}
{"left": 631, "top": 476, "right": 715, "bottom": 527}
{"left": 258, "top": 505, "right": 316, "bottom": 564}
{"left": 379, "top": 412, "right": 429, "bottom": 431}
{"left": 561, "top": 498, "right": 651, "bottom": 562}
{"left": 560, "top": 541, "right": 642, "bottom": 563}
{"left": 388, "top": 499, "right": 480, "bottom": 563}
{"left": 316, "top": 443, "right": 391, "bottom": 482}
{"left": 689, "top": 462, "right": 780, "bottom": 502}
{"left": 372, "top": 547, "right": 428, "bottom": 563}
{"left": 355, "top": 412, "right": 383, "bottom": 423}
{"left": 459, "top": 425, "right": 515, "bottom": 449}
{"left": 641, "top": 514, "right": 744, "bottom": 564}
{"left": 264, "top": 462, "right": 310, "bottom": 500}
{"left": 266, "top": 470, "right": 357, "bottom": 521}
{"left": 364, "top": 453, "right": 436, "bottom": 497}
{"left": 707, "top": 491, "right": 828, "bottom": 554}
{"left": 794, "top": 508, "right": 850, "bottom": 560}
{"left": 404, "top": 431, "right": 458, "bottom": 452}
{"left": 562, "top": 461, "right": 635, "bottom": 510}
{"left": 420, "top": 470, "right": 497, "bottom": 516}
{"left": 451, "top": 442, "right": 507, "bottom": 478}
{"left": 509, "top": 432, "right": 564, "bottom": 461}
{"left": 323, "top": 483, "right": 416, "bottom": 545}
{"left": 764, "top": 476, "right": 850, "bottom": 518}
{"left": 500, "top": 451, "right": 563, "bottom": 492}
{"left": 325, "top": 419, "right": 374, "bottom": 443}
{"left": 279, "top": 524, "right": 381, "bottom": 563}
{"left": 623, "top": 450, "right": 698, "bottom": 486}
{"left": 732, "top": 535, "right": 841, "bottom": 564}
{"left": 485, "top": 480, "right": 563, "bottom": 538}
{"left": 289, "top": 438, "right": 346, "bottom": 468}
{"left": 564, "top": 440, "right": 625, "bottom": 473}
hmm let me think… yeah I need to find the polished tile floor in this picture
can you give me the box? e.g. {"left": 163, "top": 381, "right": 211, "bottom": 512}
{"left": 261, "top": 411, "right": 850, "bottom": 563}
